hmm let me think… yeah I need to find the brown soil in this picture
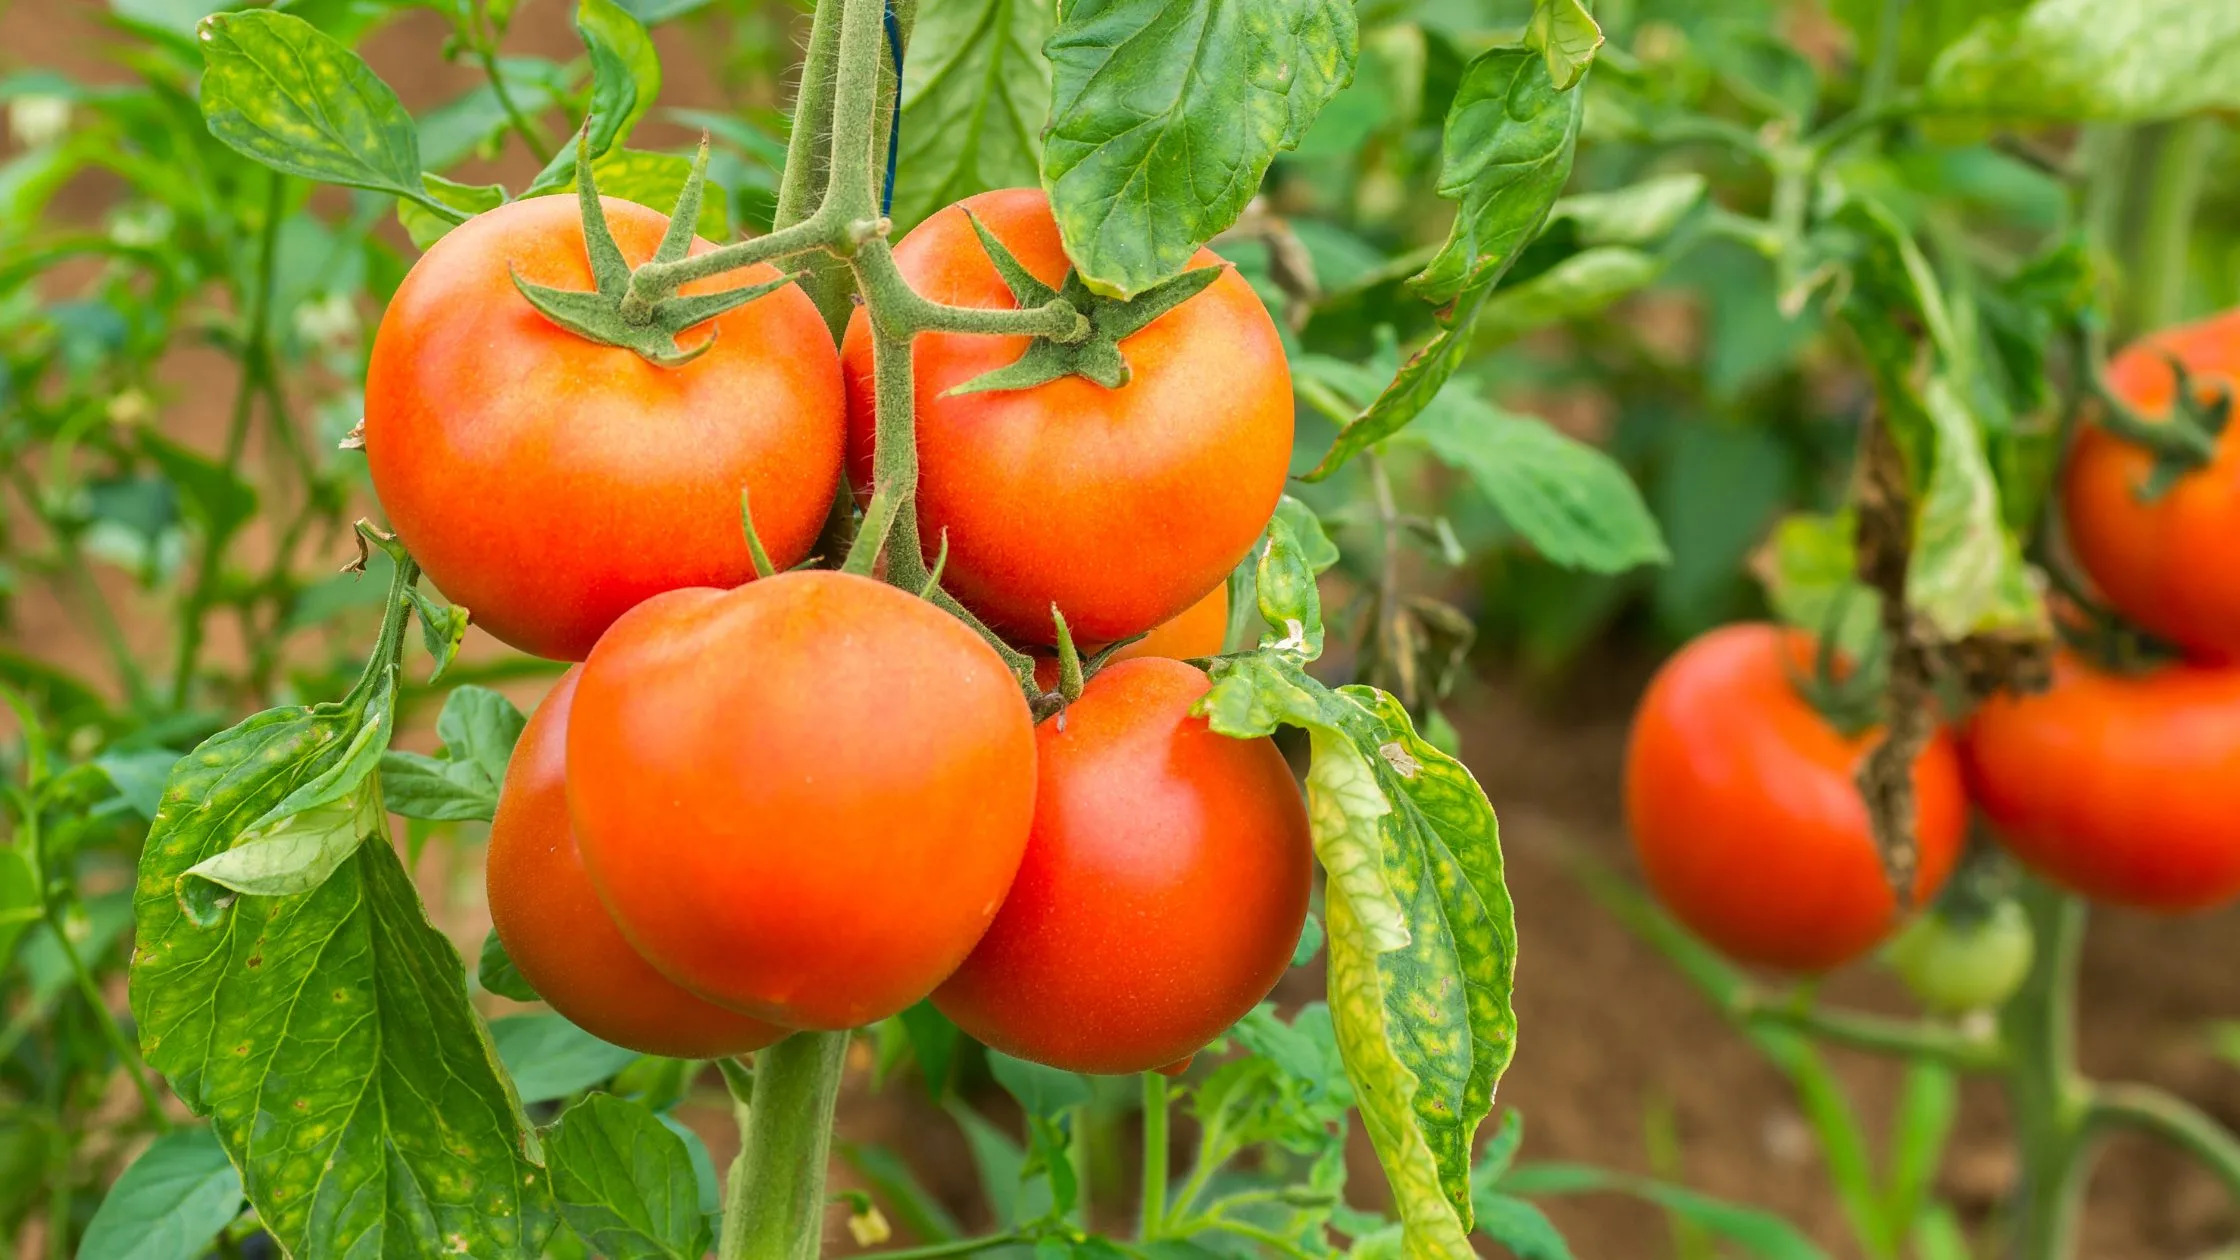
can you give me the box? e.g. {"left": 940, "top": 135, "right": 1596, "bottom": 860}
{"left": 4, "top": 3, "right": 2237, "bottom": 1258}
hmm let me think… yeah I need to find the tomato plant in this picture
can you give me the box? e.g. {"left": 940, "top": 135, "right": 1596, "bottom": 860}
{"left": 934, "top": 657, "right": 1312, "bottom": 1075}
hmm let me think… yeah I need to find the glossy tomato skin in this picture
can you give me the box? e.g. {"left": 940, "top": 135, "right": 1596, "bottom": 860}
{"left": 486, "top": 668, "right": 784, "bottom": 1057}
{"left": 1962, "top": 653, "right": 2240, "bottom": 912}
{"left": 840, "top": 189, "right": 1291, "bottom": 645}
{"left": 365, "top": 195, "right": 844, "bottom": 661}
{"left": 1624, "top": 623, "right": 1967, "bottom": 972}
{"left": 934, "top": 657, "right": 1311, "bottom": 1074}
{"left": 2063, "top": 308, "right": 2240, "bottom": 662}
{"left": 567, "top": 571, "right": 1038, "bottom": 1030}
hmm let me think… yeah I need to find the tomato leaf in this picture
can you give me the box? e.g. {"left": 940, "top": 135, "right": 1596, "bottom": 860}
{"left": 480, "top": 927, "right": 542, "bottom": 1002}
{"left": 492, "top": 1014, "right": 641, "bottom": 1104}
{"left": 380, "top": 684, "right": 525, "bottom": 823}
{"left": 1491, "top": 1164, "right": 1830, "bottom": 1260}
{"left": 551, "top": 148, "right": 729, "bottom": 239}
{"left": 1474, "top": 246, "right": 1664, "bottom": 346}
{"left": 1410, "top": 46, "right": 1583, "bottom": 306}
{"left": 76, "top": 1126, "right": 243, "bottom": 1260}
{"left": 527, "top": 0, "right": 663, "bottom": 193}
{"left": 141, "top": 432, "right": 257, "bottom": 544}
{"left": 545, "top": 1094, "right": 711, "bottom": 1260}
{"left": 1928, "top": 0, "right": 2240, "bottom": 120}
{"left": 889, "top": 0, "right": 1052, "bottom": 232}
{"left": 1301, "top": 283, "right": 1493, "bottom": 480}
{"left": 195, "top": 10, "right": 425, "bottom": 200}
{"left": 987, "top": 1051, "right": 1092, "bottom": 1117}
{"left": 1472, "top": 1193, "right": 1573, "bottom": 1260}
{"left": 1396, "top": 394, "right": 1668, "bottom": 575}
{"left": 1041, "top": 0, "right": 1357, "bottom": 298}
{"left": 399, "top": 173, "right": 507, "bottom": 250}
{"left": 1524, "top": 0, "right": 1602, "bottom": 92}
{"left": 1547, "top": 173, "right": 1705, "bottom": 247}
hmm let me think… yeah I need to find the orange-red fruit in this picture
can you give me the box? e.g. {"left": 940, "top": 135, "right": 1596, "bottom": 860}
{"left": 566, "top": 572, "right": 1038, "bottom": 1030}
{"left": 1624, "top": 623, "right": 1967, "bottom": 972}
{"left": 486, "top": 668, "right": 784, "bottom": 1058}
{"left": 934, "top": 658, "right": 1311, "bottom": 1074}
{"left": 1963, "top": 653, "right": 2240, "bottom": 913}
{"left": 840, "top": 188, "right": 1291, "bottom": 646}
{"left": 2063, "top": 308, "right": 2240, "bottom": 663}
{"left": 365, "top": 195, "right": 845, "bottom": 661}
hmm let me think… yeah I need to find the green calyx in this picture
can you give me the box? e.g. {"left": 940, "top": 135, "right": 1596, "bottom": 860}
{"left": 2087, "top": 341, "right": 2234, "bottom": 503}
{"left": 946, "top": 210, "right": 1222, "bottom": 396}
{"left": 512, "top": 125, "right": 800, "bottom": 367}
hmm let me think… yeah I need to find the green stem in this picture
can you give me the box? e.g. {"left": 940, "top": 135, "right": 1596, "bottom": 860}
{"left": 2132, "top": 115, "right": 2211, "bottom": 335}
{"left": 1139, "top": 1072, "right": 1169, "bottom": 1238}
{"left": 775, "top": 0, "right": 859, "bottom": 334}
{"left": 2003, "top": 880, "right": 2092, "bottom": 1260}
{"left": 52, "top": 910, "right": 169, "bottom": 1131}
{"left": 1736, "top": 998, "right": 2007, "bottom": 1072}
{"left": 621, "top": 216, "right": 836, "bottom": 315}
{"left": 2083, "top": 1084, "right": 2240, "bottom": 1203}
{"left": 1861, "top": 0, "right": 1910, "bottom": 111}
{"left": 719, "top": 1031, "right": 850, "bottom": 1260}
{"left": 863, "top": 1234, "right": 1024, "bottom": 1260}
{"left": 472, "top": 35, "right": 554, "bottom": 165}
{"left": 2078, "top": 125, "right": 2133, "bottom": 257}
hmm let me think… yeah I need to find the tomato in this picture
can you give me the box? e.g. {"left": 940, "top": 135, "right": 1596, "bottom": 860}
{"left": 840, "top": 189, "right": 1291, "bottom": 645}
{"left": 1885, "top": 900, "right": 2033, "bottom": 1015}
{"left": 2062, "top": 308, "right": 2240, "bottom": 663}
{"left": 1623, "top": 623, "right": 1968, "bottom": 972}
{"left": 365, "top": 195, "right": 845, "bottom": 661}
{"left": 566, "top": 571, "right": 1037, "bottom": 1030}
{"left": 933, "top": 657, "right": 1311, "bottom": 1074}
{"left": 1961, "top": 651, "right": 2240, "bottom": 912}
{"left": 486, "top": 668, "right": 784, "bottom": 1057}
{"left": 1029, "top": 584, "right": 1231, "bottom": 690}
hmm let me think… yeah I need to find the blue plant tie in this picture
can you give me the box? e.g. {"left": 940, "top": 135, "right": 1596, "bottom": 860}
{"left": 881, "top": 0, "right": 902, "bottom": 217}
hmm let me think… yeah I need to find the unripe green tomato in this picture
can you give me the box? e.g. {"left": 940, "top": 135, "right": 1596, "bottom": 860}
{"left": 1885, "top": 900, "right": 2034, "bottom": 1014}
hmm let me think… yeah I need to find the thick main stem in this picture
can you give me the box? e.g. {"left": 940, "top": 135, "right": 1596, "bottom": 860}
{"left": 2132, "top": 115, "right": 2211, "bottom": 336}
{"left": 774, "top": 0, "right": 856, "bottom": 333}
{"left": 721, "top": 1032, "right": 850, "bottom": 1260}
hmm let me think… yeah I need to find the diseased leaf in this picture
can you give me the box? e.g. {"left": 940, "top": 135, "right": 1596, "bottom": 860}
{"left": 77, "top": 1127, "right": 243, "bottom": 1260}
{"left": 131, "top": 698, "right": 551, "bottom": 1257}
{"left": 195, "top": 10, "right": 424, "bottom": 198}
{"left": 1254, "top": 514, "right": 1325, "bottom": 658}
{"left": 546, "top": 1094, "right": 710, "bottom": 1260}
{"left": 1042, "top": 0, "right": 1357, "bottom": 297}
{"left": 1411, "top": 47, "right": 1583, "bottom": 304}
{"left": 1398, "top": 396, "right": 1668, "bottom": 574}
{"left": 1928, "top": 0, "right": 2240, "bottom": 120}
{"left": 890, "top": 0, "right": 1052, "bottom": 231}
{"left": 182, "top": 780, "right": 383, "bottom": 902}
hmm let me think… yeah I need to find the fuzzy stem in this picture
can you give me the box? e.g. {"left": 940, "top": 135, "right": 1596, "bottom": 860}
{"left": 773, "top": 0, "right": 856, "bottom": 332}
{"left": 1139, "top": 1072, "right": 1170, "bottom": 1237}
{"left": 720, "top": 1032, "right": 850, "bottom": 1260}
{"left": 2133, "top": 115, "right": 2211, "bottom": 335}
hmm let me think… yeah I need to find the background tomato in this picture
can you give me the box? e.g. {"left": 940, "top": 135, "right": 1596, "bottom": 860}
{"left": 1624, "top": 623, "right": 1968, "bottom": 972}
{"left": 2063, "top": 308, "right": 2240, "bottom": 663}
{"left": 1963, "top": 652, "right": 2240, "bottom": 912}
{"left": 840, "top": 189, "right": 1291, "bottom": 646}
{"left": 365, "top": 195, "right": 844, "bottom": 661}
{"left": 1885, "top": 901, "right": 2034, "bottom": 1015}
{"left": 934, "top": 657, "right": 1311, "bottom": 1074}
{"left": 486, "top": 668, "right": 784, "bottom": 1057}
{"left": 566, "top": 571, "right": 1038, "bottom": 1030}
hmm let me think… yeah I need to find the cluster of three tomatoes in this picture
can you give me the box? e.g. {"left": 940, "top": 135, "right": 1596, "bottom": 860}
{"left": 362, "top": 188, "right": 1314, "bottom": 1074}
{"left": 1629, "top": 310, "right": 2240, "bottom": 978}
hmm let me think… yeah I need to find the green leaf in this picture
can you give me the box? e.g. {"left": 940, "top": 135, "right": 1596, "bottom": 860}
{"left": 555, "top": 149, "right": 728, "bottom": 239}
{"left": 1303, "top": 281, "right": 1495, "bottom": 479}
{"left": 399, "top": 173, "right": 507, "bottom": 250}
{"left": 1274, "top": 496, "right": 1340, "bottom": 575}
{"left": 1493, "top": 1165, "right": 1829, "bottom": 1260}
{"left": 899, "top": 999, "right": 959, "bottom": 1096}
{"left": 1474, "top": 1193, "right": 1573, "bottom": 1260}
{"left": 406, "top": 587, "right": 470, "bottom": 682}
{"left": 1411, "top": 47, "right": 1584, "bottom": 305}
{"left": 77, "top": 1127, "right": 243, "bottom": 1260}
{"left": 1196, "top": 657, "right": 1516, "bottom": 1258}
{"left": 1753, "top": 511, "right": 1880, "bottom": 660}
{"left": 1042, "top": 0, "right": 1358, "bottom": 297}
{"left": 492, "top": 1013, "right": 641, "bottom": 1104}
{"left": 987, "top": 1051, "right": 1093, "bottom": 1117}
{"left": 1548, "top": 173, "right": 1705, "bottom": 246}
{"left": 1928, "top": 0, "right": 2240, "bottom": 120}
{"left": 142, "top": 432, "right": 256, "bottom": 542}
{"left": 96, "top": 750, "right": 181, "bottom": 821}
{"left": 1524, "top": 0, "right": 1602, "bottom": 91}
{"left": 195, "top": 10, "right": 425, "bottom": 199}
{"left": 181, "top": 778, "right": 383, "bottom": 901}
{"left": 1398, "top": 395, "right": 1667, "bottom": 574}
{"left": 480, "top": 928, "right": 540, "bottom": 1001}
{"left": 839, "top": 1143, "right": 964, "bottom": 1243}
{"left": 0, "top": 847, "right": 37, "bottom": 970}
{"left": 379, "top": 685, "right": 525, "bottom": 823}
{"left": 1254, "top": 513, "right": 1325, "bottom": 658}
{"left": 1473, "top": 246, "right": 1663, "bottom": 345}
{"left": 546, "top": 1094, "right": 711, "bottom": 1260}
{"left": 131, "top": 704, "right": 551, "bottom": 1257}
{"left": 528, "top": 0, "right": 662, "bottom": 192}
{"left": 889, "top": 0, "right": 1052, "bottom": 231}
{"left": 1908, "top": 375, "right": 2043, "bottom": 640}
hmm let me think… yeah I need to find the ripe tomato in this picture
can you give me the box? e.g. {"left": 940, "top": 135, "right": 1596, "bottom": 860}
{"left": 566, "top": 571, "right": 1037, "bottom": 1030}
{"left": 933, "top": 657, "right": 1311, "bottom": 1074}
{"left": 1885, "top": 901, "right": 2033, "bottom": 1015}
{"left": 1029, "top": 584, "right": 1230, "bottom": 690}
{"left": 2063, "top": 308, "right": 2240, "bottom": 662}
{"left": 1624, "top": 623, "right": 1967, "bottom": 972}
{"left": 1961, "top": 652, "right": 2240, "bottom": 912}
{"left": 365, "top": 195, "right": 845, "bottom": 661}
{"left": 840, "top": 188, "right": 1291, "bottom": 645}
{"left": 486, "top": 668, "right": 784, "bottom": 1057}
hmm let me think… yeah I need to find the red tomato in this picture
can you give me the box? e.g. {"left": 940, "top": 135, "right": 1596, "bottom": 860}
{"left": 2063, "top": 308, "right": 2240, "bottom": 662}
{"left": 840, "top": 189, "right": 1291, "bottom": 645}
{"left": 566, "top": 571, "right": 1037, "bottom": 1030}
{"left": 934, "top": 657, "right": 1311, "bottom": 1074}
{"left": 1624, "top": 623, "right": 1967, "bottom": 972}
{"left": 1962, "top": 652, "right": 2240, "bottom": 912}
{"left": 486, "top": 668, "right": 784, "bottom": 1057}
{"left": 365, "top": 195, "right": 844, "bottom": 661}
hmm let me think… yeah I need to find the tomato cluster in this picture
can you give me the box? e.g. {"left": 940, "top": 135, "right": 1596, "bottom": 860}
{"left": 372, "top": 189, "right": 1310, "bottom": 1071}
